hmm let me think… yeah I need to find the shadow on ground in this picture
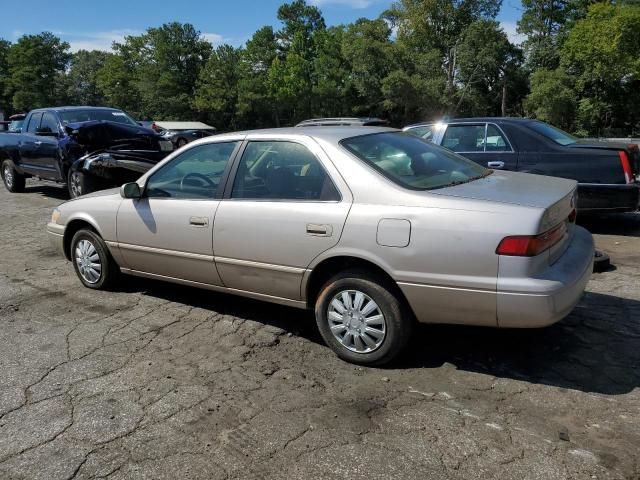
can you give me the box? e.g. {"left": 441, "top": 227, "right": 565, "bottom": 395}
{"left": 120, "top": 276, "right": 639, "bottom": 396}
{"left": 23, "top": 184, "right": 69, "bottom": 200}
{"left": 579, "top": 212, "right": 640, "bottom": 236}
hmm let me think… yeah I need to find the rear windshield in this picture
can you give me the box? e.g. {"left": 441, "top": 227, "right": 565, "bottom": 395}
{"left": 58, "top": 109, "right": 138, "bottom": 127}
{"left": 341, "top": 132, "right": 490, "bottom": 190}
{"left": 528, "top": 121, "right": 577, "bottom": 145}
{"left": 8, "top": 120, "right": 24, "bottom": 132}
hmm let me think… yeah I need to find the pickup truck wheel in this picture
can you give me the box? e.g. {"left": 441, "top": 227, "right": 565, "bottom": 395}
{"left": 68, "top": 170, "right": 97, "bottom": 198}
{"left": 71, "top": 229, "right": 118, "bottom": 289}
{"left": 2, "top": 160, "right": 26, "bottom": 193}
{"left": 315, "top": 270, "right": 413, "bottom": 366}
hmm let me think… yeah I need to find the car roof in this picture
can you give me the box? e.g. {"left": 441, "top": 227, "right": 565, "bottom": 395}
{"left": 296, "top": 117, "right": 389, "bottom": 127}
{"left": 30, "top": 106, "right": 124, "bottom": 113}
{"left": 405, "top": 117, "right": 536, "bottom": 128}
{"left": 230, "top": 126, "right": 399, "bottom": 142}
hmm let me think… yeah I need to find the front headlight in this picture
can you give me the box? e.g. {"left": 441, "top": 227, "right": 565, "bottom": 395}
{"left": 51, "top": 209, "right": 62, "bottom": 225}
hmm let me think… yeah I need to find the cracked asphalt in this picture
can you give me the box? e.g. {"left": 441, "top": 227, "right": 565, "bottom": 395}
{"left": 0, "top": 180, "right": 639, "bottom": 480}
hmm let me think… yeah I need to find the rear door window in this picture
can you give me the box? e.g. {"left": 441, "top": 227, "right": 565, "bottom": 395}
{"left": 484, "top": 124, "right": 511, "bottom": 152}
{"left": 231, "top": 141, "right": 340, "bottom": 201}
{"left": 442, "top": 124, "right": 486, "bottom": 153}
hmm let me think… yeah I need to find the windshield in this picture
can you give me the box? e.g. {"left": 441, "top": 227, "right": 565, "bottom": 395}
{"left": 58, "top": 109, "right": 138, "bottom": 127}
{"left": 341, "top": 132, "right": 490, "bottom": 190}
{"left": 8, "top": 120, "right": 24, "bottom": 132}
{"left": 528, "top": 121, "right": 577, "bottom": 146}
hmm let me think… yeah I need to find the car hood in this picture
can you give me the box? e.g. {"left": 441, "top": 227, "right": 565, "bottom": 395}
{"left": 431, "top": 170, "right": 576, "bottom": 209}
{"left": 65, "top": 187, "right": 121, "bottom": 204}
{"left": 62, "top": 120, "right": 162, "bottom": 151}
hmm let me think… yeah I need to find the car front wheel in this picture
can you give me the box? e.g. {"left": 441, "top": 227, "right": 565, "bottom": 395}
{"left": 315, "top": 270, "right": 413, "bottom": 366}
{"left": 1, "top": 160, "right": 26, "bottom": 193}
{"left": 71, "top": 229, "right": 118, "bottom": 289}
{"left": 68, "top": 170, "right": 97, "bottom": 198}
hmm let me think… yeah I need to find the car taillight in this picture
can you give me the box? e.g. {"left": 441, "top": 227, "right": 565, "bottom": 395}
{"left": 496, "top": 221, "right": 568, "bottom": 257}
{"left": 619, "top": 150, "right": 633, "bottom": 184}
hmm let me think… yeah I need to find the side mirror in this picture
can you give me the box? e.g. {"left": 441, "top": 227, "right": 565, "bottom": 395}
{"left": 36, "top": 127, "right": 58, "bottom": 137}
{"left": 120, "top": 182, "right": 142, "bottom": 199}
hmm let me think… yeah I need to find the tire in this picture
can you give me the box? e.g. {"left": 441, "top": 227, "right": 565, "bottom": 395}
{"left": 593, "top": 250, "right": 611, "bottom": 273}
{"left": 1, "top": 159, "right": 26, "bottom": 193}
{"left": 176, "top": 138, "right": 188, "bottom": 148}
{"left": 314, "top": 270, "right": 413, "bottom": 366}
{"left": 70, "top": 229, "right": 119, "bottom": 289}
{"left": 68, "top": 170, "right": 97, "bottom": 198}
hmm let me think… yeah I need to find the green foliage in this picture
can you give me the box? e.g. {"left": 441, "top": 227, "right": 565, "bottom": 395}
{"left": 560, "top": 2, "right": 640, "bottom": 134}
{"left": 0, "top": 39, "right": 10, "bottom": 114}
{"left": 193, "top": 45, "right": 242, "bottom": 129}
{"left": 524, "top": 68, "right": 576, "bottom": 130}
{"left": 67, "top": 50, "right": 111, "bottom": 106}
{"left": 2, "top": 0, "right": 638, "bottom": 135}
{"left": 5, "top": 32, "right": 70, "bottom": 111}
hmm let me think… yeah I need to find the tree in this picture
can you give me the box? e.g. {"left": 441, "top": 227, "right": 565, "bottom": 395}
{"left": 193, "top": 45, "right": 242, "bottom": 129}
{"left": 109, "top": 23, "right": 212, "bottom": 119}
{"left": 96, "top": 53, "right": 141, "bottom": 115}
{"left": 561, "top": 2, "right": 640, "bottom": 134}
{"left": 6, "top": 32, "right": 70, "bottom": 111}
{"left": 524, "top": 68, "right": 576, "bottom": 130}
{"left": 517, "top": 0, "right": 571, "bottom": 70}
{"left": 385, "top": 0, "right": 502, "bottom": 99}
{"left": 0, "top": 39, "right": 10, "bottom": 114}
{"left": 311, "top": 26, "right": 351, "bottom": 118}
{"left": 67, "top": 50, "right": 110, "bottom": 106}
{"left": 276, "top": 0, "right": 326, "bottom": 50}
{"left": 236, "top": 26, "right": 279, "bottom": 128}
{"left": 455, "top": 20, "right": 523, "bottom": 115}
{"left": 342, "top": 18, "right": 396, "bottom": 116}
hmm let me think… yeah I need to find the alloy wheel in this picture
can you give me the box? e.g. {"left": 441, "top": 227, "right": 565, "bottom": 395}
{"left": 74, "top": 239, "right": 102, "bottom": 284}
{"left": 3, "top": 165, "right": 13, "bottom": 189}
{"left": 70, "top": 172, "right": 82, "bottom": 198}
{"left": 327, "top": 289, "right": 386, "bottom": 353}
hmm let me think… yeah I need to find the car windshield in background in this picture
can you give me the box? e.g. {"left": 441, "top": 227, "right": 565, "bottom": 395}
{"left": 58, "top": 110, "right": 139, "bottom": 127}
{"left": 8, "top": 120, "right": 24, "bottom": 132}
{"left": 341, "top": 132, "right": 490, "bottom": 190}
{"left": 528, "top": 121, "right": 577, "bottom": 146}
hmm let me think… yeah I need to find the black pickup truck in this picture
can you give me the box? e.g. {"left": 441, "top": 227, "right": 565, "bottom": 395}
{"left": 0, "top": 107, "right": 174, "bottom": 198}
{"left": 404, "top": 118, "right": 640, "bottom": 213}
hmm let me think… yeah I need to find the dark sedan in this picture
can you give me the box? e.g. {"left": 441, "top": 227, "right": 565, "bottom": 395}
{"left": 404, "top": 118, "right": 640, "bottom": 213}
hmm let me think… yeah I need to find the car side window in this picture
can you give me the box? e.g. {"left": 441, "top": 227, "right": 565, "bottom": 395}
{"left": 406, "top": 126, "right": 434, "bottom": 142}
{"left": 231, "top": 141, "right": 340, "bottom": 201}
{"left": 442, "top": 125, "right": 485, "bottom": 153}
{"left": 146, "top": 142, "right": 238, "bottom": 199}
{"left": 485, "top": 124, "right": 511, "bottom": 152}
{"left": 25, "top": 113, "right": 43, "bottom": 134}
{"left": 40, "top": 112, "right": 59, "bottom": 134}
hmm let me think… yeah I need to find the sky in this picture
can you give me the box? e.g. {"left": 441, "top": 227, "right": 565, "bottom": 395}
{"left": 1, "top": 0, "right": 525, "bottom": 52}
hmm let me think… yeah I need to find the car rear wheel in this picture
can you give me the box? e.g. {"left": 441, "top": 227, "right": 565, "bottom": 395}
{"left": 68, "top": 170, "right": 97, "bottom": 198}
{"left": 176, "top": 138, "right": 188, "bottom": 148}
{"left": 71, "top": 229, "right": 118, "bottom": 289}
{"left": 315, "top": 270, "right": 413, "bottom": 366}
{"left": 1, "top": 160, "right": 26, "bottom": 193}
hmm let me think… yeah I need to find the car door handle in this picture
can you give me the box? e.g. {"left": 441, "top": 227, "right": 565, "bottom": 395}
{"left": 34, "top": 141, "right": 42, "bottom": 147}
{"left": 487, "top": 161, "right": 504, "bottom": 169}
{"left": 189, "top": 216, "right": 209, "bottom": 227}
{"left": 306, "top": 224, "right": 332, "bottom": 236}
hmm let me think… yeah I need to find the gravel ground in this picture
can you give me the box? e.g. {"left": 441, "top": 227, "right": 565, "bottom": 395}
{"left": 0, "top": 180, "right": 638, "bottom": 480}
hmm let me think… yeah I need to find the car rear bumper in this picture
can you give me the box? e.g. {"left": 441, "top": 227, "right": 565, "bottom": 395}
{"left": 47, "top": 222, "right": 66, "bottom": 258}
{"left": 496, "top": 226, "right": 594, "bottom": 328}
{"left": 577, "top": 183, "right": 639, "bottom": 213}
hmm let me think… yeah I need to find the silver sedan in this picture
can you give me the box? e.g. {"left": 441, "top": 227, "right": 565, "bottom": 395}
{"left": 47, "top": 127, "right": 594, "bottom": 365}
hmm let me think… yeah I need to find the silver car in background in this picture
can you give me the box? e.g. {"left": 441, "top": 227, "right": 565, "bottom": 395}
{"left": 47, "top": 127, "right": 594, "bottom": 365}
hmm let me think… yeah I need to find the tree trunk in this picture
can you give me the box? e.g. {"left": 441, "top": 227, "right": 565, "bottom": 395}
{"left": 501, "top": 72, "right": 507, "bottom": 117}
